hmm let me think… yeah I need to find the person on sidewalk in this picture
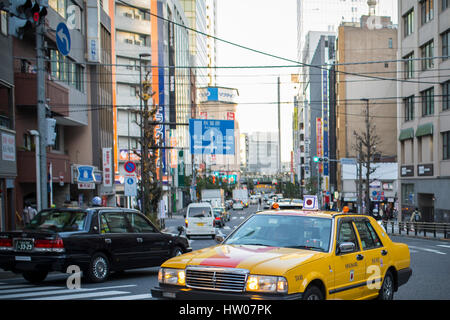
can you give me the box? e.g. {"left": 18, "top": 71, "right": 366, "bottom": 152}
{"left": 410, "top": 207, "right": 422, "bottom": 233}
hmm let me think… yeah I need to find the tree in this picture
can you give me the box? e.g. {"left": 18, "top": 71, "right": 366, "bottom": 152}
{"left": 136, "top": 72, "right": 162, "bottom": 225}
{"left": 353, "top": 99, "right": 381, "bottom": 214}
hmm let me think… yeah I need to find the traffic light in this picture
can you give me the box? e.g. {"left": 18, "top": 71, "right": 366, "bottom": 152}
{"left": 313, "top": 156, "right": 323, "bottom": 163}
{"left": 46, "top": 118, "right": 57, "bottom": 146}
{"left": 8, "top": 0, "right": 48, "bottom": 38}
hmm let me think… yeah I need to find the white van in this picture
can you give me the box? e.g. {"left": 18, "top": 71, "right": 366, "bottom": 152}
{"left": 185, "top": 203, "right": 215, "bottom": 239}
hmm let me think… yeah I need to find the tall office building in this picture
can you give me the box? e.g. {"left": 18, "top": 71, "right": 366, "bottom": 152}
{"left": 397, "top": 0, "right": 450, "bottom": 222}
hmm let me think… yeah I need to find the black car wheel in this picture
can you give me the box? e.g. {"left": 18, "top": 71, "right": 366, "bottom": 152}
{"left": 22, "top": 270, "right": 48, "bottom": 284}
{"left": 171, "top": 246, "right": 183, "bottom": 257}
{"left": 86, "top": 252, "right": 110, "bottom": 283}
{"left": 378, "top": 271, "right": 394, "bottom": 300}
{"left": 303, "top": 285, "right": 324, "bottom": 300}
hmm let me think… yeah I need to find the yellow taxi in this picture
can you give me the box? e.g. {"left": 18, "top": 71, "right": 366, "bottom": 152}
{"left": 151, "top": 204, "right": 411, "bottom": 300}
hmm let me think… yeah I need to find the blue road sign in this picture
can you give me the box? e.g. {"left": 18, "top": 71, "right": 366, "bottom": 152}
{"left": 124, "top": 161, "right": 136, "bottom": 173}
{"left": 56, "top": 22, "right": 71, "bottom": 56}
{"left": 77, "top": 166, "right": 94, "bottom": 183}
{"left": 189, "top": 119, "right": 235, "bottom": 155}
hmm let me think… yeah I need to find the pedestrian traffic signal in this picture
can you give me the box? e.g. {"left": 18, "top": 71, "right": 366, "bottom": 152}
{"left": 313, "top": 156, "right": 323, "bottom": 163}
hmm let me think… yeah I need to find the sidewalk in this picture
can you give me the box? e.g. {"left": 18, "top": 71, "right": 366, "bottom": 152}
{"left": 383, "top": 221, "right": 450, "bottom": 241}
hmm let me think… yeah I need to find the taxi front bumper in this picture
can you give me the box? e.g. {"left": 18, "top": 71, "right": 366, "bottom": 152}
{"left": 151, "top": 285, "right": 303, "bottom": 300}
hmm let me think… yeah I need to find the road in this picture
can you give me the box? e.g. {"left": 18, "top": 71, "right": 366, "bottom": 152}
{"left": 0, "top": 205, "right": 449, "bottom": 300}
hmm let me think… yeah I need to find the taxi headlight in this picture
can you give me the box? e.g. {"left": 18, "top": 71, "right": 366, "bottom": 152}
{"left": 246, "top": 275, "right": 288, "bottom": 293}
{"left": 158, "top": 268, "right": 186, "bottom": 286}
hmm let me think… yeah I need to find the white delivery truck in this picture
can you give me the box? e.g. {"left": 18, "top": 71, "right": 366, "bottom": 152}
{"left": 201, "top": 189, "right": 224, "bottom": 208}
{"left": 233, "top": 188, "right": 249, "bottom": 208}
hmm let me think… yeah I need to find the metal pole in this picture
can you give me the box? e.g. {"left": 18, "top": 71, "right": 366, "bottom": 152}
{"left": 36, "top": 23, "right": 47, "bottom": 209}
{"left": 277, "top": 77, "right": 281, "bottom": 174}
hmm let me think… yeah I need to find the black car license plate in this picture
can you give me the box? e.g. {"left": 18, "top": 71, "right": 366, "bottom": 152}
{"left": 15, "top": 239, "right": 34, "bottom": 252}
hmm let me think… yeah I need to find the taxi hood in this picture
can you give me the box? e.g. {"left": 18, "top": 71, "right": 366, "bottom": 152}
{"left": 162, "top": 244, "right": 326, "bottom": 275}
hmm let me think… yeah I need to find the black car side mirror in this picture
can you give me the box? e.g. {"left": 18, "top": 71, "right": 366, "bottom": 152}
{"left": 177, "top": 226, "right": 185, "bottom": 236}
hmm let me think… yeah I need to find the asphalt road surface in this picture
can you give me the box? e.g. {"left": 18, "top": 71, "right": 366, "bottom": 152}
{"left": 0, "top": 205, "right": 449, "bottom": 300}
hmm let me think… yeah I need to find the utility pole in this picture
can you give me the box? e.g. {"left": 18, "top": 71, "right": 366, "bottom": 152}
{"left": 277, "top": 77, "right": 281, "bottom": 174}
{"left": 36, "top": 22, "right": 47, "bottom": 210}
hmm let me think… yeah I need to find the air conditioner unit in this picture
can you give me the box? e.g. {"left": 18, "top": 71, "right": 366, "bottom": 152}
{"left": 125, "top": 39, "right": 133, "bottom": 44}
{"left": 134, "top": 40, "right": 142, "bottom": 45}
{"left": 124, "top": 12, "right": 132, "bottom": 18}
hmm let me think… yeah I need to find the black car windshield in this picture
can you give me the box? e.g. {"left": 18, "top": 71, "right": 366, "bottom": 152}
{"left": 27, "top": 210, "right": 88, "bottom": 232}
{"left": 224, "top": 214, "right": 332, "bottom": 252}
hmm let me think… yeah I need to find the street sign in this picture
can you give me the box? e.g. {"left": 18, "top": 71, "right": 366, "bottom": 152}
{"left": 303, "top": 195, "right": 318, "bottom": 210}
{"left": 340, "top": 158, "right": 357, "bottom": 165}
{"left": 124, "top": 161, "right": 136, "bottom": 174}
{"left": 77, "top": 166, "right": 94, "bottom": 183}
{"left": 189, "top": 119, "right": 235, "bottom": 155}
{"left": 124, "top": 173, "right": 137, "bottom": 197}
{"left": 56, "top": 22, "right": 71, "bottom": 56}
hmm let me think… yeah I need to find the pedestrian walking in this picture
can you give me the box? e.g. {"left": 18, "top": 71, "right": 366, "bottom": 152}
{"left": 22, "top": 201, "right": 37, "bottom": 226}
{"left": 410, "top": 207, "right": 422, "bottom": 233}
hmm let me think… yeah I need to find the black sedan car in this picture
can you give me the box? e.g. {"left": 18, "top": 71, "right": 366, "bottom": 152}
{"left": 0, "top": 207, "right": 191, "bottom": 283}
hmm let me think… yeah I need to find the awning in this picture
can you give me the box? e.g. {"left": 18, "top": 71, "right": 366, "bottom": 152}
{"left": 398, "top": 128, "right": 414, "bottom": 141}
{"left": 415, "top": 123, "right": 433, "bottom": 137}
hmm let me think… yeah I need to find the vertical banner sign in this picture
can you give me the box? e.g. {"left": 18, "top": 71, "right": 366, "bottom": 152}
{"left": 178, "top": 150, "right": 185, "bottom": 187}
{"left": 316, "top": 118, "right": 323, "bottom": 173}
{"left": 322, "top": 69, "right": 329, "bottom": 189}
{"left": 168, "top": 11, "right": 176, "bottom": 129}
{"left": 102, "top": 148, "right": 112, "bottom": 187}
{"left": 156, "top": 0, "right": 166, "bottom": 176}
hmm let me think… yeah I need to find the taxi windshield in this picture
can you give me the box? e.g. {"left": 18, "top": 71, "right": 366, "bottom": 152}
{"left": 224, "top": 214, "right": 332, "bottom": 252}
{"left": 27, "top": 210, "right": 88, "bottom": 232}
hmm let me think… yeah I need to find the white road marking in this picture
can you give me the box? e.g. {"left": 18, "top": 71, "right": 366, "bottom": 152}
{"left": 0, "top": 286, "right": 61, "bottom": 294}
{"left": 35, "top": 290, "right": 129, "bottom": 300}
{"left": 408, "top": 245, "right": 446, "bottom": 255}
{"left": 95, "top": 293, "right": 153, "bottom": 300}
{"left": 436, "top": 244, "right": 450, "bottom": 249}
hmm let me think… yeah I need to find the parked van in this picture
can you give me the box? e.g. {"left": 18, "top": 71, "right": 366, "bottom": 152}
{"left": 185, "top": 203, "right": 215, "bottom": 239}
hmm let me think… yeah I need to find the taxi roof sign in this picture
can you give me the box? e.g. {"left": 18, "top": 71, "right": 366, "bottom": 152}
{"left": 303, "top": 196, "right": 318, "bottom": 210}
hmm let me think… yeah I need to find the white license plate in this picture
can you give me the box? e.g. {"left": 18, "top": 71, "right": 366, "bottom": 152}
{"left": 15, "top": 256, "right": 32, "bottom": 261}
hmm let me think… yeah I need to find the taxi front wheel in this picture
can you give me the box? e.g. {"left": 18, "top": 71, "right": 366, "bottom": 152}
{"left": 302, "top": 285, "right": 324, "bottom": 300}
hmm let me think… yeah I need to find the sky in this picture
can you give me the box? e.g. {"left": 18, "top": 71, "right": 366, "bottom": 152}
{"left": 215, "top": 0, "right": 298, "bottom": 162}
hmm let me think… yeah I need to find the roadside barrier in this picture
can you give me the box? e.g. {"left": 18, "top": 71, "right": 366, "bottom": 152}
{"left": 382, "top": 221, "right": 450, "bottom": 240}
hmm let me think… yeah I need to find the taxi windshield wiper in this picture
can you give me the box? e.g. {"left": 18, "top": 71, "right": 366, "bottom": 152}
{"left": 286, "top": 245, "right": 325, "bottom": 252}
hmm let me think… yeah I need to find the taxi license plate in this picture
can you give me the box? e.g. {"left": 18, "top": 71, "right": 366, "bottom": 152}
{"left": 15, "top": 239, "right": 34, "bottom": 252}
{"left": 196, "top": 223, "right": 205, "bottom": 226}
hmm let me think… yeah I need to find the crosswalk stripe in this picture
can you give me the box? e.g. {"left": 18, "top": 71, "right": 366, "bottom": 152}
{"left": 408, "top": 245, "right": 446, "bottom": 255}
{"left": 436, "top": 244, "right": 450, "bottom": 249}
{"left": 0, "top": 286, "right": 61, "bottom": 294}
{"left": 34, "top": 290, "right": 129, "bottom": 300}
{"left": 95, "top": 293, "right": 152, "bottom": 300}
{"left": 0, "top": 284, "right": 41, "bottom": 290}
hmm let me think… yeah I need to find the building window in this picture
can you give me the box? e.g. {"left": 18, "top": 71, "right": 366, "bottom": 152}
{"left": 420, "top": 0, "right": 434, "bottom": 25}
{"left": 421, "top": 87, "right": 434, "bottom": 116}
{"left": 401, "top": 184, "right": 415, "bottom": 205}
{"left": 444, "top": 131, "right": 450, "bottom": 160}
{"left": 442, "top": 30, "right": 449, "bottom": 61}
{"left": 403, "top": 9, "right": 414, "bottom": 37}
{"left": 404, "top": 52, "right": 414, "bottom": 79}
{"left": 404, "top": 95, "right": 415, "bottom": 121}
{"left": 421, "top": 40, "right": 434, "bottom": 70}
{"left": 443, "top": 0, "right": 449, "bottom": 11}
{"left": 49, "top": 0, "right": 67, "bottom": 18}
{"left": 50, "top": 50, "right": 84, "bottom": 92}
{"left": 443, "top": 80, "right": 450, "bottom": 111}
{"left": 0, "top": 11, "right": 7, "bottom": 36}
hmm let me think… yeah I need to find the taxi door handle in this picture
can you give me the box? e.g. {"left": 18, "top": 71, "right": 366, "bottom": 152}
{"left": 137, "top": 237, "right": 143, "bottom": 243}
{"left": 105, "top": 238, "right": 112, "bottom": 244}
{"left": 381, "top": 250, "right": 388, "bottom": 256}
{"left": 356, "top": 254, "right": 364, "bottom": 261}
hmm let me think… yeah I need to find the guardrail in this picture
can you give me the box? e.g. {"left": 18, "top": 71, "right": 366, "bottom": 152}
{"left": 382, "top": 221, "right": 450, "bottom": 240}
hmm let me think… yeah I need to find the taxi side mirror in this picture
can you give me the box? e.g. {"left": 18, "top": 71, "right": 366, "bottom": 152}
{"left": 338, "top": 242, "right": 355, "bottom": 254}
{"left": 215, "top": 234, "right": 225, "bottom": 243}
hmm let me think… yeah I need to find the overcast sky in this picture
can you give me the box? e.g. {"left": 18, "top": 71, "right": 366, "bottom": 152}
{"left": 216, "top": 0, "right": 297, "bottom": 162}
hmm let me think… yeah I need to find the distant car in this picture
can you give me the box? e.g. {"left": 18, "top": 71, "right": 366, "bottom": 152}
{"left": 152, "top": 209, "right": 412, "bottom": 300}
{"left": 232, "top": 200, "right": 244, "bottom": 210}
{"left": 249, "top": 196, "right": 259, "bottom": 205}
{"left": 184, "top": 203, "right": 215, "bottom": 239}
{"left": 213, "top": 210, "right": 225, "bottom": 228}
{"left": 215, "top": 206, "right": 230, "bottom": 222}
{"left": 0, "top": 207, "right": 191, "bottom": 284}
